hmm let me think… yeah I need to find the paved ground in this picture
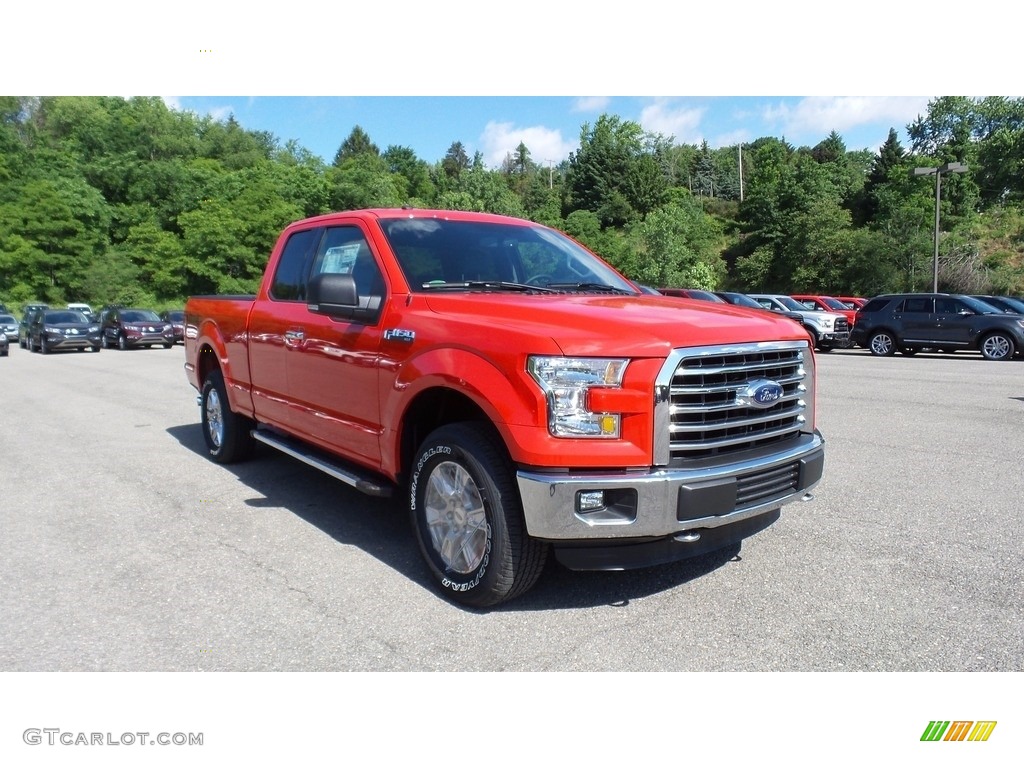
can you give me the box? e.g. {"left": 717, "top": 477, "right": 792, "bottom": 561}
{"left": 2, "top": 343, "right": 1021, "bottom": 673}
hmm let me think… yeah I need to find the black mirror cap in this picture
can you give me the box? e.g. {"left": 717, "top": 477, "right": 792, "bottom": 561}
{"left": 307, "top": 273, "right": 382, "bottom": 324}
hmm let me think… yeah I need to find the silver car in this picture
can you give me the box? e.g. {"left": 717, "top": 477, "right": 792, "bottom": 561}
{"left": 0, "top": 313, "right": 18, "bottom": 343}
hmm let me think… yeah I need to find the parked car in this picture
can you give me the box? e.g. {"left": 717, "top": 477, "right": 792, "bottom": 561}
{"left": 27, "top": 309, "right": 101, "bottom": 353}
{"left": 159, "top": 309, "right": 185, "bottom": 344}
{"left": 714, "top": 292, "right": 810, "bottom": 333}
{"left": 658, "top": 287, "right": 728, "bottom": 303}
{"left": 789, "top": 294, "right": 858, "bottom": 328}
{"left": 100, "top": 308, "right": 175, "bottom": 349}
{"left": 17, "top": 309, "right": 44, "bottom": 352}
{"left": 66, "top": 302, "right": 95, "bottom": 321}
{"left": 0, "top": 329, "right": 7, "bottom": 356}
{"left": 851, "top": 293, "right": 1024, "bottom": 360}
{"left": 970, "top": 295, "right": 1024, "bottom": 315}
{"left": 747, "top": 294, "right": 850, "bottom": 352}
{"left": 837, "top": 296, "right": 867, "bottom": 310}
{"left": 0, "top": 313, "right": 18, "bottom": 343}
{"left": 18, "top": 304, "right": 49, "bottom": 347}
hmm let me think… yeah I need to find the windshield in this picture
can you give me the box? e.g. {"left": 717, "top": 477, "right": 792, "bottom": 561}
{"left": 723, "top": 293, "right": 763, "bottom": 310}
{"left": 164, "top": 311, "right": 184, "bottom": 321}
{"left": 378, "top": 217, "right": 637, "bottom": 294}
{"left": 775, "top": 296, "right": 806, "bottom": 311}
{"left": 43, "top": 311, "right": 88, "bottom": 324}
{"left": 122, "top": 310, "right": 161, "bottom": 322}
{"left": 0, "top": 314, "right": 15, "bottom": 324}
{"left": 821, "top": 297, "right": 848, "bottom": 310}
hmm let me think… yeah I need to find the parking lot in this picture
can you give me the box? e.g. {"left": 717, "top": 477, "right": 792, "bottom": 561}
{"left": 1, "top": 344, "right": 1022, "bottom": 673}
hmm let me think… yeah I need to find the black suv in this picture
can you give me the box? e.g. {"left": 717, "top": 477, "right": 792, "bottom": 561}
{"left": 851, "top": 293, "right": 1024, "bottom": 361}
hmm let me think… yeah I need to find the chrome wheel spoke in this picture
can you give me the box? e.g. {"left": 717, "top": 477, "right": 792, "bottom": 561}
{"left": 424, "top": 461, "right": 488, "bottom": 574}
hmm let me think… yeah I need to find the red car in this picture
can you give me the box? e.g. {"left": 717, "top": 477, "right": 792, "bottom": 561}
{"left": 790, "top": 294, "right": 858, "bottom": 328}
{"left": 837, "top": 296, "right": 867, "bottom": 310}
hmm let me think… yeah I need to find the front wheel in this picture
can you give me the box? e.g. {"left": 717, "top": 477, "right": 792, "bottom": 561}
{"left": 118, "top": 333, "right": 128, "bottom": 350}
{"left": 980, "top": 332, "right": 1015, "bottom": 361}
{"left": 409, "top": 423, "right": 548, "bottom": 608}
{"left": 200, "top": 370, "right": 255, "bottom": 463}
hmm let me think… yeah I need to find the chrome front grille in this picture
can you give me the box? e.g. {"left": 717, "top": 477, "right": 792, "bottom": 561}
{"left": 656, "top": 342, "right": 813, "bottom": 463}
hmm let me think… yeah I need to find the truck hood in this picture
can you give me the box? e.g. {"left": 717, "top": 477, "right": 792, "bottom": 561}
{"left": 422, "top": 293, "right": 810, "bottom": 357}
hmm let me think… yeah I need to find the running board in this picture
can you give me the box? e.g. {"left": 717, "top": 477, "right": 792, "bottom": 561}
{"left": 251, "top": 429, "right": 394, "bottom": 498}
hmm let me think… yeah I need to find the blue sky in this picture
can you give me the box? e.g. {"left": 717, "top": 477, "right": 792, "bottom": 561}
{"left": 10, "top": 3, "right": 1015, "bottom": 170}
{"left": 167, "top": 95, "right": 934, "bottom": 168}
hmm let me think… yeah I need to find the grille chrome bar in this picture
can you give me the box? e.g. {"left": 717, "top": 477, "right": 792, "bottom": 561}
{"left": 653, "top": 341, "right": 815, "bottom": 464}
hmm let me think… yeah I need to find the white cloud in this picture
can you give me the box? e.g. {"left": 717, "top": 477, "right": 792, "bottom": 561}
{"left": 638, "top": 99, "right": 706, "bottom": 143}
{"left": 572, "top": 96, "right": 611, "bottom": 112}
{"left": 762, "top": 96, "right": 930, "bottom": 140}
{"left": 479, "top": 121, "right": 577, "bottom": 167}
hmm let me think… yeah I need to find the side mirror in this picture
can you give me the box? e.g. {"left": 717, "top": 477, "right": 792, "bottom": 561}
{"left": 307, "top": 273, "right": 382, "bottom": 324}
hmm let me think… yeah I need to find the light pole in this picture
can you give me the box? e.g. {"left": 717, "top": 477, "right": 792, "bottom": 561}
{"left": 913, "top": 161, "right": 968, "bottom": 292}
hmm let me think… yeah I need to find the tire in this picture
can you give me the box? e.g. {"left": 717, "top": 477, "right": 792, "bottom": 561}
{"left": 980, "top": 332, "right": 1014, "bottom": 361}
{"left": 163, "top": 343, "right": 173, "bottom": 349}
{"left": 200, "top": 370, "right": 256, "bottom": 463}
{"left": 869, "top": 331, "right": 897, "bottom": 356}
{"left": 409, "top": 423, "right": 548, "bottom": 608}
{"left": 40, "top": 337, "right": 49, "bottom": 355}
{"left": 817, "top": 345, "right": 833, "bottom": 353}
{"left": 118, "top": 333, "right": 128, "bottom": 350}
{"left": 101, "top": 333, "right": 111, "bottom": 349}
{"left": 91, "top": 345, "right": 101, "bottom": 353}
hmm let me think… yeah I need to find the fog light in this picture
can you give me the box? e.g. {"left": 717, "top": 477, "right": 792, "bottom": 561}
{"left": 577, "top": 491, "right": 605, "bottom": 512}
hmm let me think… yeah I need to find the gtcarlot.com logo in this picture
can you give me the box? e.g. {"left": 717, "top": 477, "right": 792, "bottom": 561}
{"left": 23, "top": 729, "right": 203, "bottom": 747}
{"left": 921, "top": 721, "right": 997, "bottom": 742}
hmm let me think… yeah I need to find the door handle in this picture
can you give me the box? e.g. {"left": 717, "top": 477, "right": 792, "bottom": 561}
{"left": 284, "top": 329, "right": 305, "bottom": 347}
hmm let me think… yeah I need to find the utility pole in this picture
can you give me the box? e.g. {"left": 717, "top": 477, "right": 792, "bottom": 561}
{"left": 912, "top": 162, "right": 968, "bottom": 292}
{"left": 738, "top": 144, "right": 744, "bottom": 202}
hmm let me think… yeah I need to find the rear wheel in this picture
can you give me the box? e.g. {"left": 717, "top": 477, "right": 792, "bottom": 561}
{"left": 869, "top": 331, "right": 897, "bottom": 356}
{"left": 409, "top": 423, "right": 548, "bottom": 608}
{"left": 200, "top": 370, "right": 256, "bottom": 463}
{"left": 980, "top": 332, "right": 1014, "bottom": 361}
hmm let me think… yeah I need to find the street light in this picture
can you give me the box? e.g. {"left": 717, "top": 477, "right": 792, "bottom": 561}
{"left": 913, "top": 161, "right": 968, "bottom": 292}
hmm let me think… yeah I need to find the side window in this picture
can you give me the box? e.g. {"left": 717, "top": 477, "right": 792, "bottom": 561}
{"left": 903, "top": 297, "right": 932, "bottom": 313}
{"left": 270, "top": 228, "right": 319, "bottom": 301}
{"left": 311, "top": 227, "right": 384, "bottom": 299}
{"left": 935, "top": 298, "right": 965, "bottom": 314}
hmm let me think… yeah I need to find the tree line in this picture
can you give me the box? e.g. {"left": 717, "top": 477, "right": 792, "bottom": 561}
{"left": 2, "top": 95, "right": 1023, "bottom": 311}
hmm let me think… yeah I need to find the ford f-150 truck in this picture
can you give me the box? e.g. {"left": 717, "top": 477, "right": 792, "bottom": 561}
{"left": 185, "top": 209, "right": 825, "bottom": 606}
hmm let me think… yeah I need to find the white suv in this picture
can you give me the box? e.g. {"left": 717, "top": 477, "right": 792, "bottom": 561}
{"left": 747, "top": 294, "right": 850, "bottom": 352}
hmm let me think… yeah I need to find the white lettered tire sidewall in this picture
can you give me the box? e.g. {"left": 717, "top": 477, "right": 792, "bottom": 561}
{"left": 409, "top": 423, "right": 544, "bottom": 608}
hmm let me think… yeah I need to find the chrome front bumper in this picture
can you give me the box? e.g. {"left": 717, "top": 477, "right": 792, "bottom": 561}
{"left": 517, "top": 431, "right": 824, "bottom": 541}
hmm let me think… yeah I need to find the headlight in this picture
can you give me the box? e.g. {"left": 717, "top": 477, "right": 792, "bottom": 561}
{"left": 527, "top": 356, "right": 628, "bottom": 438}
{"left": 88, "top": 325, "right": 100, "bottom": 333}
{"left": 44, "top": 325, "right": 62, "bottom": 334}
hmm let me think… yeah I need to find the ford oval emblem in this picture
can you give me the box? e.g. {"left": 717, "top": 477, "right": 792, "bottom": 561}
{"left": 737, "top": 378, "right": 784, "bottom": 409}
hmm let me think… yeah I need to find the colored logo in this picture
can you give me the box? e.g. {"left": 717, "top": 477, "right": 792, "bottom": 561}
{"left": 921, "top": 721, "right": 997, "bottom": 742}
{"left": 736, "top": 379, "right": 784, "bottom": 409}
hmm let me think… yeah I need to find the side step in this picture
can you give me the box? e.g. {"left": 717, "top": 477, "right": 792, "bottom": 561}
{"left": 251, "top": 428, "right": 394, "bottom": 498}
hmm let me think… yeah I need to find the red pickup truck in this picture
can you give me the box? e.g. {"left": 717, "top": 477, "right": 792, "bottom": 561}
{"left": 185, "top": 209, "right": 825, "bottom": 606}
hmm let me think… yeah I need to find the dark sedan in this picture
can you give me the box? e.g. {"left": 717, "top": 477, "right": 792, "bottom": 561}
{"left": 28, "top": 309, "right": 102, "bottom": 353}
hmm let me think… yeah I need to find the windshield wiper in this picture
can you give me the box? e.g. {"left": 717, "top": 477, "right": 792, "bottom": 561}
{"left": 545, "top": 282, "right": 634, "bottom": 294}
{"left": 421, "top": 280, "right": 557, "bottom": 293}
